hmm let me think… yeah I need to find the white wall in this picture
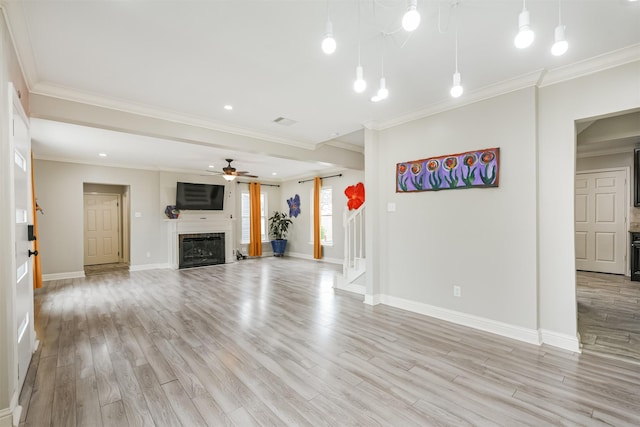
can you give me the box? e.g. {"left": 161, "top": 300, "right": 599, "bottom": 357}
{"left": 371, "top": 88, "right": 539, "bottom": 331}
{"left": 279, "top": 169, "right": 365, "bottom": 262}
{"left": 538, "top": 61, "right": 640, "bottom": 342}
{"left": 34, "top": 160, "right": 164, "bottom": 274}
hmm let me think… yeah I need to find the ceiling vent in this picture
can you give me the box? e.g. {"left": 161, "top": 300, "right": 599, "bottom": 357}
{"left": 273, "top": 117, "right": 297, "bottom": 126}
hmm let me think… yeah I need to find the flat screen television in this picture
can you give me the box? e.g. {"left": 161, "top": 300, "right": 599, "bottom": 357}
{"left": 176, "top": 182, "right": 225, "bottom": 210}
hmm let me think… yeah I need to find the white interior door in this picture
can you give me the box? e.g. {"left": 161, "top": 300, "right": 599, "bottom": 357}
{"left": 12, "top": 84, "right": 35, "bottom": 393}
{"left": 84, "top": 194, "right": 121, "bottom": 265}
{"left": 575, "top": 170, "right": 627, "bottom": 274}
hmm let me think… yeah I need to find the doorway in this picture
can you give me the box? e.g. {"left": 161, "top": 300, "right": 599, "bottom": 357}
{"left": 575, "top": 109, "right": 640, "bottom": 362}
{"left": 83, "top": 183, "right": 130, "bottom": 274}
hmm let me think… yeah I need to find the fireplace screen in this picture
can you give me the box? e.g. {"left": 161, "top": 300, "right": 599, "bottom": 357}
{"left": 179, "top": 233, "right": 225, "bottom": 269}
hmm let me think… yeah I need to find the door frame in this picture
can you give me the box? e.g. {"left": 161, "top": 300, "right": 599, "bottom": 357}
{"left": 575, "top": 166, "right": 630, "bottom": 276}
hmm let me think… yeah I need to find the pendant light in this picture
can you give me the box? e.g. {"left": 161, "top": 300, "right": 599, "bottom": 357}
{"left": 551, "top": 0, "right": 568, "bottom": 56}
{"left": 321, "top": 1, "right": 336, "bottom": 55}
{"left": 514, "top": 0, "right": 534, "bottom": 49}
{"left": 353, "top": 2, "right": 366, "bottom": 93}
{"left": 371, "top": 46, "right": 389, "bottom": 102}
{"left": 450, "top": 13, "right": 463, "bottom": 98}
{"left": 402, "top": 0, "right": 421, "bottom": 32}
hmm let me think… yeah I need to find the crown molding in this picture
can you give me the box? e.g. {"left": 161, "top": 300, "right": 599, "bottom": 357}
{"left": 30, "top": 81, "right": 319, "bottom": 151}
{"left": 370, "top": 44, "right": 640, "bottom": 133}
{"left": 1, "top": 3, "right": 37, "bottom": 90}
{"left": 371, "top": 70, "right": 545, "bottom": 131}
{"left": 539, "top": 44, "right": 640, "bottom": 88}
{"left": 322, "top": 139, "right": 364, "bottom": 154}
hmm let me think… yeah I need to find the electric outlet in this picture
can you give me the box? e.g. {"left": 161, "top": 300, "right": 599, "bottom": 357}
{"left": 146, "top": 251, "right": 151, "bottom": 258}
{"left": 453, "top": 285, "right": 461, "bottom": 297}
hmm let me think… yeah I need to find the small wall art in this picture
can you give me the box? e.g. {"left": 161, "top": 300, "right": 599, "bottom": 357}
{"left": 344, "top": 182, "right": 365, "bottom": 210}
{"left": 287, "top": 194, "right": 301, "bottom": 218}
{"left": 396, "top": 147, "right": 500, "bottom": 193}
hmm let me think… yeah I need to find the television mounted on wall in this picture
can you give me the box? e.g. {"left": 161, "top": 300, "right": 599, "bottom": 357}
{"left": 176, "top": 182, "right": 225, "bottom": 211}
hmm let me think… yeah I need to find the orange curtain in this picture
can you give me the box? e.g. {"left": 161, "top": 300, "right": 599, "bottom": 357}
{"left": 30, "top": 152, "right": 43, "bottom": 289}
{"left": 313, "top": 177, "right": 322, "bottom": 259}
{"left": 248, "top": 182, "right": 262, "bottom": 257}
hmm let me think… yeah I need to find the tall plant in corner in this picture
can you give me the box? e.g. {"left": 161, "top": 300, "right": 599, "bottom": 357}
{"left": 268, "top": 211, "right": 293, "bottom": 257}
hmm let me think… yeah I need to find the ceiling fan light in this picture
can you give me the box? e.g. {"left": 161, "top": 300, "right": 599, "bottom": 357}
{"left": 321, "top": 20, "right": 336, "bottom": 54}
{"left": 402, "top": 0, "right": 420, "bottom": 32}
{"left": 551, "top": 24, "right": 568, "bottom": 56}
{"left": 514, "top": 9, "right": 534, "bottom": 49}
{"left": 450, "top": 72, "right": 463, "bottom": 98}
{"left": 222, "top": 174, "right": 236, "bottom": 182}
{"left": 353, "top": 65, "right": 366, "bottom": 93}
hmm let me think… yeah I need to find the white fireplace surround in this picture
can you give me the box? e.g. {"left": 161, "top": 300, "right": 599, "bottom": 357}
{"left": 166, "top": 217, "right": 235, "bottom": 269}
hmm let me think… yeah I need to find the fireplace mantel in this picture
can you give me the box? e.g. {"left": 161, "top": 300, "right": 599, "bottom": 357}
{"left": 166, "top": 217, "right": 234, "bottom": 269}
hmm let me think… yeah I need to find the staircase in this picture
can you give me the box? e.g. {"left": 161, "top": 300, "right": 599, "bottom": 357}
{"left": 335, "top": 202, "right": 366, "bottom": 294}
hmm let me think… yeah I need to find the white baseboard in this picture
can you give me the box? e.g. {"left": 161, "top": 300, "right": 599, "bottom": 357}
{"left": 539, "top": 329, "right": 581, "bottom": 353}
{"left": 288, "top": 251, "right": 342, "bottom": 264}
{"left": 379, "top": 294, "right": 542, "bottom": 346}
{"left": 0, "top": 409, "right": 12, "bottom": 427}
{"left": 42, "top": 270, "right": 85, "bottom": 281}
{"left": 364, "top": 294, "right": 381, "bottom": 305}
{"left": 335, "top": 282, "right": 366, "bottom": 295}
{"left": 129, "top": 263, "right": 170, "bottom": 272}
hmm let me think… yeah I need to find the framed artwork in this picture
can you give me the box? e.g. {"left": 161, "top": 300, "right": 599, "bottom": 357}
{"left": 396, "top": 147, "right": 500, "bottom": 193}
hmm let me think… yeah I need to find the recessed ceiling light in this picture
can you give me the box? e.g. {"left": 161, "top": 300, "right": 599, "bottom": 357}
{"left": 208, "top": 164, "right": 215, "bottom": 168}
{"left": 98, "top": 153, "right": 107, "bottom": 157}
{"left": 224, "top": 105, "right": 233, "bottom": 110}
{"left": 272, "top": 172, "right": 277, "bottom": 176}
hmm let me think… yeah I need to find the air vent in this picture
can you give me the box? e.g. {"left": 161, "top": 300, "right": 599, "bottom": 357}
{"left": 273, "top": 117, "right": 297, "bottom": 126}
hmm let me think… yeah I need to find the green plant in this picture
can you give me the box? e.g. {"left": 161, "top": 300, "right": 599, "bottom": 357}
{"left": 268, "top": 211, "right": 293, "bottom": 240}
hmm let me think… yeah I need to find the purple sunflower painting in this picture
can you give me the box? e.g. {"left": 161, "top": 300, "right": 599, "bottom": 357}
{"left": 396, "top": 147, "right": 500, "bottom": 192}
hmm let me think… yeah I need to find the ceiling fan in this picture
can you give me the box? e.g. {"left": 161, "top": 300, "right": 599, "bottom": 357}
{"left": 207, "top": 159, "right": 258, "bottom": 181}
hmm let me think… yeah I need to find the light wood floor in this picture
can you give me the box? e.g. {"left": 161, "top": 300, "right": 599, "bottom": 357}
{"left": 20, "top": 258, "right": 640, "bottom": 426}
{"left": 577, "top": 270, "right": 640, "bottom": 363}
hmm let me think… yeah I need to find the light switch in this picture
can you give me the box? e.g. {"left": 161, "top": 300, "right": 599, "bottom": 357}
{"left": 135, "top": 212, "right": 142, "bottom": 218}
{"left": 387, "top": 202, "right": 396, "bottom": 212}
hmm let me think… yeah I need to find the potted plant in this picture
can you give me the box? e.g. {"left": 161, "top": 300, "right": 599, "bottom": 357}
{"left": 268, "top": 211, "right": 293, "bottom": 257}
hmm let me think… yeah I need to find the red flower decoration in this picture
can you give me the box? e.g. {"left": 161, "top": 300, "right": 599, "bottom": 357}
{"left": 344, "top": 182, "right": 365, "bottom": 211}
{"left": 481, "top": 151, "right": 495, "bottom": 164}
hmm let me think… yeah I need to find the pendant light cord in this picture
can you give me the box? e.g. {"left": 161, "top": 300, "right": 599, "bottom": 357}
{"left": 454, "top": 25, "right": 459, "bottom": 73}
{"left": 357, "top": 0, "right": 362, "bottom": 66}
{"left": 558, "top": 0, "right": 562, "bottom": 24}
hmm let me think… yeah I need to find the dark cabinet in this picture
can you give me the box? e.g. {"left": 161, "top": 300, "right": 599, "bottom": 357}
{"left": 634, "top": 149, "right": 640, "bottom": 207}
{"left": 631, "top": 232, "right": 640, "bottom": 281}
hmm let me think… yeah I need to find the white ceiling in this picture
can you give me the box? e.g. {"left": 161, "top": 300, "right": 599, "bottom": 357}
{"left": 5, "top": 0, "right": 640, "bottom": 179}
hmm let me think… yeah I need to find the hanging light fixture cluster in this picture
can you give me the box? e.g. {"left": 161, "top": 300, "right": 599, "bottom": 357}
{"left": 514, "top": 0, "right": 569, "bottom": 56}
{"left": 320, "top": 0, "right": 570, "bottom": 103}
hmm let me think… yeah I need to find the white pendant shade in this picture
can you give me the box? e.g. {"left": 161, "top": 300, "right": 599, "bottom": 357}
{"left": 514, "top": 9, "right": 534, "bottom": 48}
{"left": 353, "top": 65, "right": 366, "bottom": 93}
{"left": 450, "top": 72, "right": 463, "bottom": 98}
{"left": 402, "top": 0, "right": 420, "bottom": 32}
{"left": 551, "top": 25, "right": 568, "bottom": 56}
{"left": 321, "top": 20, "right": 336, "bottom": 55}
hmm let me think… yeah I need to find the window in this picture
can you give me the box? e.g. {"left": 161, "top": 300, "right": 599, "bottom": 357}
{"left": 310, "top": 186, "right": 333, "bottom": 245}
{"left": 241, "top": 192, "right": 268, "bottom": 243}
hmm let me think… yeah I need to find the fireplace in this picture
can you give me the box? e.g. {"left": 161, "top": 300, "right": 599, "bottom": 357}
{"left": 179, "top": 232, "right": 225, "bottom": 269}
